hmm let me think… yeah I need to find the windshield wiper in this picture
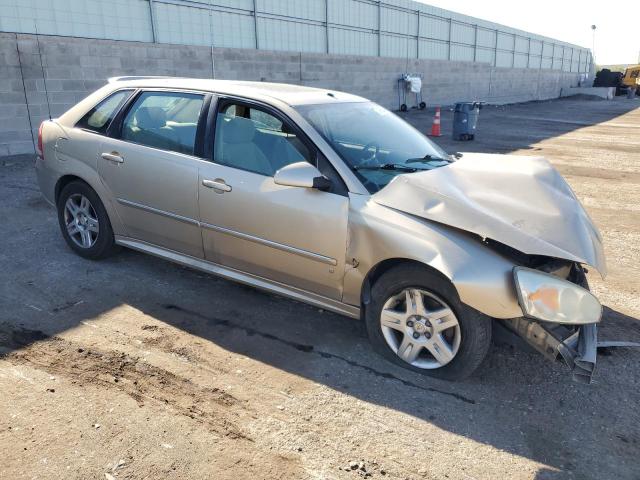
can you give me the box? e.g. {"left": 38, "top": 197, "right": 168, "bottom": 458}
{"left": 404, "top": 154, "right": 453, "bottom": 164}
{"left": 354, "top": 163, "right": 418, "bottom": 172}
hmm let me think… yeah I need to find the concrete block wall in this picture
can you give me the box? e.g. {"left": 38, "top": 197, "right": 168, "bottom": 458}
{"left": 0, "top": 33, "right": 33, "bottom": 156}
{"left": 0, "top": 32, "right": 582, "bottom": 156}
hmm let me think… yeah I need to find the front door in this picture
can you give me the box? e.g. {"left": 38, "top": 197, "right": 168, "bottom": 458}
{"left": 98, "top": 90, "right": 207, "bottom": 258}
{"left": 198, "top": 100, "right": 349, "bottom": 299}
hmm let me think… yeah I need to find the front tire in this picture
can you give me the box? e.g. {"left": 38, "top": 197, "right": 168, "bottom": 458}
{"left": 57, "top": 181, "right": 117, "bottom": 260}
{"left": 365, "top": 264, "right": 492, "bottom": 380}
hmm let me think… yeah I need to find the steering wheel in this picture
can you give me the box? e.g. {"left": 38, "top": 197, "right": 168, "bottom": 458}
{"left": 359, "top": 142, "right": 380, "bottom": 167}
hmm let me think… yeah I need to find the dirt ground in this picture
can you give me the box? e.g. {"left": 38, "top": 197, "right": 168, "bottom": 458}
{"left": 1, "top": 96, "right": 639, "bottom": 480}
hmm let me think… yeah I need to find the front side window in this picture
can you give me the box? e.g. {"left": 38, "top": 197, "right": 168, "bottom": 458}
{"left": 296, "top": 102, "right": 452, "bottom": 193}
{"left": 121, "top": 91, "right": 204, "bottom": 155}
{"left": 76, "top": 89, "right": 132, "bottom": 134}
{"left": 214, "top": 102, "right": 311, "bottom": 177}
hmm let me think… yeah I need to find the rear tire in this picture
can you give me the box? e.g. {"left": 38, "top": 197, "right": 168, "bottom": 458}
{"left": 364, "top": 264, "right": 492, "bottom": 381}
{"left": 57, "top": 181, "right": 117, "bottom": 260}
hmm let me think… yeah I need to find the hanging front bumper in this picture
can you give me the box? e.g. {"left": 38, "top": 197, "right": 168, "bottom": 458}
{"left": 503, "top": 317, "right": 598, "bottom": 384}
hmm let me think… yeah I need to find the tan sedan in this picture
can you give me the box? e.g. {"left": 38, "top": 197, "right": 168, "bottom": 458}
{"left": 35, "top": 78, "right": 605, "bottom": 381}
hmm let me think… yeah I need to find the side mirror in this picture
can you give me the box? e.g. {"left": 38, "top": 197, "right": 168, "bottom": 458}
{"left": 274, "top": 161, "right": 332, "bottom": 191}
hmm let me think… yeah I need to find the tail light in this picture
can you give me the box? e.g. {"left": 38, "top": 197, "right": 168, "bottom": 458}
{"left": 36, "top": 122, "right": 44, "bottom": 159}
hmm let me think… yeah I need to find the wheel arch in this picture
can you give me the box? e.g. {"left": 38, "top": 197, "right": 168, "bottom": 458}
{"left": 55, "top": 174, "right": 86, "bottom": 204}
{"left": 360, "top": 257, "right": 453, "bottom": 320}
{"left": 54, "top": 173, "right": 125, "bottom": 236}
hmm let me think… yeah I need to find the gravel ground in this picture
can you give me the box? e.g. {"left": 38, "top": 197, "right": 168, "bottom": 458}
{"left": 1, "top": 96, "right": 639, "bottom": 480}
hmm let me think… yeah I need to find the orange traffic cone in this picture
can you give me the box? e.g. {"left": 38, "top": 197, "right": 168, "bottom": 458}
{"left": 429, "top": 106, "right": 442, "bottom": 137}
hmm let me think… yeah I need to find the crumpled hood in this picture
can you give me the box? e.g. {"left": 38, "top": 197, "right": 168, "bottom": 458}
{"left": 372, "top": 153, "right": 606, "bottom": 277}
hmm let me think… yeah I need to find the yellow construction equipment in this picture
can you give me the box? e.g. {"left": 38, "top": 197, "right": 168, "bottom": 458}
{"left": 621, "top": 64, "right": 640, "bottom": 91}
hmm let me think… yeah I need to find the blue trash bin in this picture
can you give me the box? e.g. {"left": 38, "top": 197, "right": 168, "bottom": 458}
{"left": 453, "top": 102, "right": 481, "bottom": 141}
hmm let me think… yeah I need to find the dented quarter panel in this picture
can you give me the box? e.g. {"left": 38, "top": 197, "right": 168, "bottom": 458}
{"left": 342, "top": 195, "right": 524, "bottom": 319}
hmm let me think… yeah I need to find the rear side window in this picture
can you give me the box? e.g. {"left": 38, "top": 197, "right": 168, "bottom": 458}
{"left": 76, "top": 90, "right": 132, "bottom": 134}
{"left": 121, "top": 91, "right": 204, "bottom": 155}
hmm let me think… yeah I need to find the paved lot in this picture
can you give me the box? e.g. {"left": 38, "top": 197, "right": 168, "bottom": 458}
{"left": 1, "top": 96, "right": 639, "bottom": 480}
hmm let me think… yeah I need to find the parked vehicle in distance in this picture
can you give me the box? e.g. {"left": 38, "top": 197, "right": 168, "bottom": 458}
{"left": 35, "top": 78, "right": 606, "bottom": 381}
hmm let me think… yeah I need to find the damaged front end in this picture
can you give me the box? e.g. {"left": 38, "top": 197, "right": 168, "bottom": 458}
{"left": 502, "top": 261, "right": 600, "bottom": 384}
{"left": 369, "top": 154, "right": 611, "bottom": 382}
{"left": 372, "top": 154, "right": 621, "bottom": 383}
{"left": 503, "top": 318, "right": 598, "bottom": 384}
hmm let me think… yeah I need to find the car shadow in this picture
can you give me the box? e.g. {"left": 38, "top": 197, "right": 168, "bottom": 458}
{"left": 2, "top": 239, "right": 639, "bottom": 478}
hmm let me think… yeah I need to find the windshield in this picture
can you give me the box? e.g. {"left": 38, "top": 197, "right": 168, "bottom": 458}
{"left": 296, "top": 102, "right": 452, "bottom": 193}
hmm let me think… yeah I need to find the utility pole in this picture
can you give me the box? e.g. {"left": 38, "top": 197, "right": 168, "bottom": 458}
{"left": 591, "top": 25, "right": 596, "bottom": 63}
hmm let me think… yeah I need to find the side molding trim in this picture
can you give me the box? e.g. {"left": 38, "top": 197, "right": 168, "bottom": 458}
{"left": 117, "top": 198, "right": 199, "bottom": 226}
{"left": 116, "top": 199, "right": 337, "bottom": 266}
{"left": 114, "top": 236, "right": 359, "bottom": 319}
{"left": 200, "top": 222, "right": 337, "bottom": 266}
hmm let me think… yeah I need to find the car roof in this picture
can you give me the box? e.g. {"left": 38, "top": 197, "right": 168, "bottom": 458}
{"left": 107, "top": 77, "right": 368, "bottom": 106}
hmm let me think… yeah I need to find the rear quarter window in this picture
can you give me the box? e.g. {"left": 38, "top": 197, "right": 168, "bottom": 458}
{"left": 76, "top": 90, "right": 133, "bottom": 134}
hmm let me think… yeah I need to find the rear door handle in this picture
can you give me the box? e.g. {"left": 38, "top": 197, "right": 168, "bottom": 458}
{"left": 101, "top": 152, "right": 124, "bottom": 164}
{"left": 202, "top": 179, "right": 232, "bottom": 192}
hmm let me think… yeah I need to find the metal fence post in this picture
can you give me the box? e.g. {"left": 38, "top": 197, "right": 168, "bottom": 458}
{"left": 473, "top": 24, "right": 477, "bottom": 62}
{"left": 148, "top": 0, "right": 157, "bottom": 42}
{"left": 448, "top": 18, "right": 452, "bottom": 60}
{"left": 377, "top": 1, "right": 381, "bottom": 57}
{"left": 325, "top": 0, "right": 329, "bottom": 53}
{"left": 494, "top": 29, "right": 498, "bottom": 67}
{"left": 416, "top": 10, "right": 420, "bottom": 59}
{"left": 569, "top": 48, "right": 574, "bottom": 72}
{"left": 253, "top": 0, "right": 259, "bottom": 49}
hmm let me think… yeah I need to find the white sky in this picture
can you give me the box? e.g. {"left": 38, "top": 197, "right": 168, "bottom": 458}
{"left": 418, "top": 0, "right": 639, "bottom": 65}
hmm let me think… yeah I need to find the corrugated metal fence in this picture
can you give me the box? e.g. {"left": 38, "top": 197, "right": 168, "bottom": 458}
{"left": 0, "top": 0, "right": 592, "bottom": 72}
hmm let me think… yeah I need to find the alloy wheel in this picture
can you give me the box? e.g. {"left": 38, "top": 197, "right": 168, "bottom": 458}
{"left": 63, "top": 193, "right": 99, "bottom": 249}
{"left": 380, "top": 288, "right": 461, "bottom": 369}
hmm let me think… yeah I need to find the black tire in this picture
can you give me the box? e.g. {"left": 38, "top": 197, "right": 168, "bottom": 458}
{"left": 400, "top": 103, "right": 408, "bottom": 112}
{"left": 57, "top": 180, "right": 117, "bottom": 260}
{"left": 364, "top": 264, "right": 492, "bottom": 381}
{"left": 419, "top": 101, "right": 426, "bottom": 110}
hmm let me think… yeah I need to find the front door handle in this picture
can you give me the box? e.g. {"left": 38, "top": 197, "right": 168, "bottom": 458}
{"left": 202, "top": 179, "right": 232, "bottom": 193}
{"left": 101, "top": 152, "right": 124, "bottom": 164}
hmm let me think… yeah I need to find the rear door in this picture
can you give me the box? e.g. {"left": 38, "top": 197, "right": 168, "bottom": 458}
{"left": 98, "top": 90, "right": 209, "bottom": 258}
{"left": 198, "top": 98, "right": 350, "bottom": 299}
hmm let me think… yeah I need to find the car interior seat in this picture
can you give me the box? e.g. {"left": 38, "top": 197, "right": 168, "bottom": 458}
{"left": 217, "top": 117, "right": 273, "bottom": 175}
{"left": 125, "top": 106, "right": 182, "bottom": 153}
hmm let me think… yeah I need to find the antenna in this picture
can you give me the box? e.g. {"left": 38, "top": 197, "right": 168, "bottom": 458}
{"left": 34, "top": 22, "right": 52, "bottom": 120}
{"left": 209, "top": 0, "right": 215, "bottom": 79}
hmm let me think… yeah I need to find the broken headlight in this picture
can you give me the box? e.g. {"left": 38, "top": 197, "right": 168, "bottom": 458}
{"left": 513, "top": 267, "right": 602, "bottom": 325}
